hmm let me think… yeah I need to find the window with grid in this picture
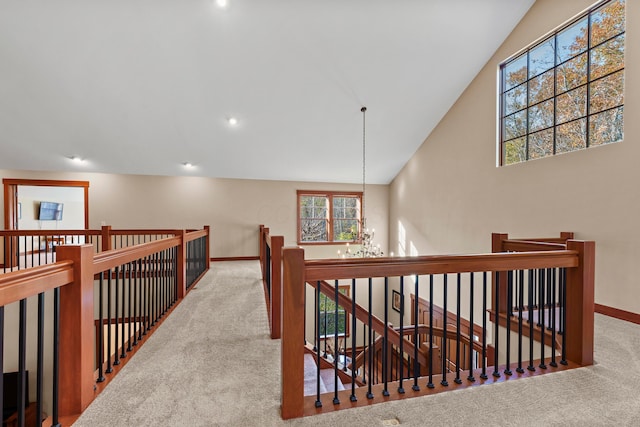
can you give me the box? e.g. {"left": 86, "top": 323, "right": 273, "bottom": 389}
{"left": 499, "top": 0, "right": 625, "bottom": 165}
{"left": 297, "top": 190, "right": 362, "bottom": 244}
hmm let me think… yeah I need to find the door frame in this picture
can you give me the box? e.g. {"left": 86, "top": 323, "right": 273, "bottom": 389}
{"left": 3, "top": 179, "right": 90, "bottom": 230}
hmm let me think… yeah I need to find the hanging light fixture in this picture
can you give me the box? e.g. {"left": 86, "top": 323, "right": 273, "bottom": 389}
{"left": 339, "top": 107, "right": 383, "bottom": 258}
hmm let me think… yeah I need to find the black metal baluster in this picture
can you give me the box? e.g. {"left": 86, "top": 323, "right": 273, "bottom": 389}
{"left": 322, "top": 290, "right": 328, "bottom": 358}
{"left": 398, "top": 276, "right": 405, "bottom": 394}
{"left": 493, "top": 271, "right": 501, "bottom": 378}
{"left": 37, "top": 293, "right": 45, "bottom": 426}
{"left": 52, "top": 287, "right": 61, "bottom": 427}
{"left": 539, "top": 269, "right": 547, "bottom": 369}
{"left": 333, "top": 280, "right": 340, "bottom": 405}
{"left": 127, "top": 262, "right": 133, "bottom": 352}
{"left": 18, "top": 299, "right": 27, "bottom": 427}
{"left": 560, "top": 268, "right": 568, "bottom": 365}
{"left": 350, "top": 278, "right": 357, "bottom": 402}
{"left": 133, "top": 260, "right": 139, "bottom": 347}
{"left": 468, "top": 272, "right": 475, "bottom": 382}
{"left": 152, "top": 253, "right": 158, "bottom": 327}
{"left": 427, "top": 274, "right": 435, "bottom": 388}
{"left": 441, "top": 274, "right": 450, "bottom": 385}
{"left": 106, "top": 269, "right": 113, "bottom": 373}
{"left": 120, "top": 264, "right": 127, "bottom": 359}
{"left": 0, "top": 305, "right": 4, "bottom": 417}
{"left": 367, "top": 277, "right": 374, "bottom": 399}
{"left": 97, "top": 272, "right": 106, "bottom": 381}
{"left": 455, "top": 273, "right": 462, "bottom": 384}
{"left": 550, "top": 268, "right": 558, "bottom": 367}
{"left": 481, "top": 271, "right": 488, "bottom": 380}
{"left": 517, "top": 270, "right": 525, "bottom": 374}
{"left": 382, "top": 277, "right": 390, "bottom": 396}
{"left": 412, "top": 275, "right": 420, "bottom": 391}
{"left": 315, "top": 282, "right": 322, "bottom": 408}
{"left": 114, "top": 265, "right": 121, "bottom": 366}
{"left": 528, "top": 269, "right": 535, "bottom": 372}
{"left": 505, "top": 270, "right": 513, "bottom": 376}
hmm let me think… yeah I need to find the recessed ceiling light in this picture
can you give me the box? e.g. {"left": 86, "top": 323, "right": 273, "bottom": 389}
{"left": 215, "top": 0, "right": 229, "bottom": 9}
{"left": 70, "top": 156, "right": 84, "bottom": 163}
{"left": 183, "top": 162, "right": 194, "bottom": 168}
{"left": 228, "top": 117, "right": 238, "bottom": 126}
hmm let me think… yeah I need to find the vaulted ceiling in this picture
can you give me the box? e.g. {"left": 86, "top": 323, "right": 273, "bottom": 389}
{"left": 0, "top": 0, "right": 534, "bottom": 184}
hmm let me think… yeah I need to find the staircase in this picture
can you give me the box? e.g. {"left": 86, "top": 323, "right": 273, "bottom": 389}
{"left": 303, "top": 353, "right": 346, "bottom": 396}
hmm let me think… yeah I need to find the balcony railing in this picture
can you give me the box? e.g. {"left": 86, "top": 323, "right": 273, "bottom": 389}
{"left": 268, "top": 232, "right": 594, "bottom": 419}
{"left": 0, "top": 226, "right": 210, "bottom": 426}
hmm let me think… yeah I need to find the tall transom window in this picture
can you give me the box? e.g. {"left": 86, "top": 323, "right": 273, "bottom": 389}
{"left": 297, "top": 190, "right": 362, "bottom": 244}
{"left": 499, "top": 0, "right": 625, "bottom": 166}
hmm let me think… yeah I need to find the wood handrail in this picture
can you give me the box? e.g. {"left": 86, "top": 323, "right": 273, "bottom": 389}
{"left": 107, "top": 228, "right": 180, "bottom": 235}
{"left": 92, "top": 236, "right": 181, "bottom": 273}
{"left": 185, "top": 229, "right": 208, "bottom": 242}
{"left": 502, "top": 240, "right": 566, "bottom": 252}
{"left": 0, "top": 230, "right": 101, "bottom": 237}
{"left": 305, "top": 250, "right": 578, "bottom": 281}
{"left": 0, "top": 260, "right": 74, "bottom": 305}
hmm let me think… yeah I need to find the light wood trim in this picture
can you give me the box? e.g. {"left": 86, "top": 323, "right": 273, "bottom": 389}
{"left": 304, "top": 251, "right": 579, "bottom": 281}
{"left": 0, "top": 261, "right": 74, "bottom": 306}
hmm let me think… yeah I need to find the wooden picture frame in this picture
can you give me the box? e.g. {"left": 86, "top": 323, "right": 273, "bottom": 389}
{"left": 392, "top": 289, "right": 402, "bottom": 313}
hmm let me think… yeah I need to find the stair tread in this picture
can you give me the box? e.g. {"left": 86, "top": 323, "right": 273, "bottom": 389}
{"left": 304, "top": 353, "right": 327, "bottom": 396}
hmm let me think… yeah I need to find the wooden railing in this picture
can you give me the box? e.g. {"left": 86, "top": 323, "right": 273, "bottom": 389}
{"left": 280, "top": 237, "right": 595, "bottom": 419}
{"left": 259, "top": 225, "right": 284, "bottom": 339}
{"left": 0, "top": 226, "right": 196, "bottom": 272}
{"left": 0, "top": 226, "right": 210, "bottom": 425}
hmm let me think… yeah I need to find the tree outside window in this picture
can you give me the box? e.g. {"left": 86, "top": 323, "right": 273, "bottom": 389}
{"left": 298, "top": 190, "right": 362, "bottom": 244}
{"left": 500, "top": 0, "right": 625, "bottom": 165}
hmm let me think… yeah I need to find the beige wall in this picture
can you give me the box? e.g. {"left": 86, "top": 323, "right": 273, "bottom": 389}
{"left": 389, "top": 0, "right": 639, "bottom": 314}
{"left": 1, "top": 169, "right": 389, "bottom": 259}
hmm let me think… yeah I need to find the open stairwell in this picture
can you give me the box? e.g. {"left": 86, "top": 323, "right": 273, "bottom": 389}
{"left": 304, "top": 353, "right": 347, "bottom": 396}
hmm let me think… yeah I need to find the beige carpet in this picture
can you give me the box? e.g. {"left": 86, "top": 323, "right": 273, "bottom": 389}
{"left": 73, "top": 261, "right": 640, "bottom": 427}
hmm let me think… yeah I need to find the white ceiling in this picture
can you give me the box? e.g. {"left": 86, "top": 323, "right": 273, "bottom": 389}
{"left": 0, "top": 0, "right": 534, "bottom": 185}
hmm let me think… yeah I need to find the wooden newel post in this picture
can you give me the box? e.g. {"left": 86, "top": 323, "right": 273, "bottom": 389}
{"left": 491, "top": 233, "right": 509, "bottom": 313}
{"left": 565, "top": 240, "right": 595, "bottom": 366}
{"left": 270, "top": 235, "right": 284, "bottom": 340}
{"left": 101, "top": 225, "right": 112, "bottom": 252}
{"left": 56, "top": 244, "right": 96, "bottom": 416}
{"left": 281, "top": 247, "right": 305, "bottom": 419}
{"left": 204, "top": 225, "right": 211, "bottom": 265}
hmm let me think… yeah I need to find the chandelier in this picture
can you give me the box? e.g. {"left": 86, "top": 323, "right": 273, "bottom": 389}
{"left": 338, "top": 107, "right": 384, "bottom": 258}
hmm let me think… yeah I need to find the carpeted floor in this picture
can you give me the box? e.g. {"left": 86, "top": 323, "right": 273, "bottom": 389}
{"left": 73, "top": 261, "right": 640, "bottom": 427}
